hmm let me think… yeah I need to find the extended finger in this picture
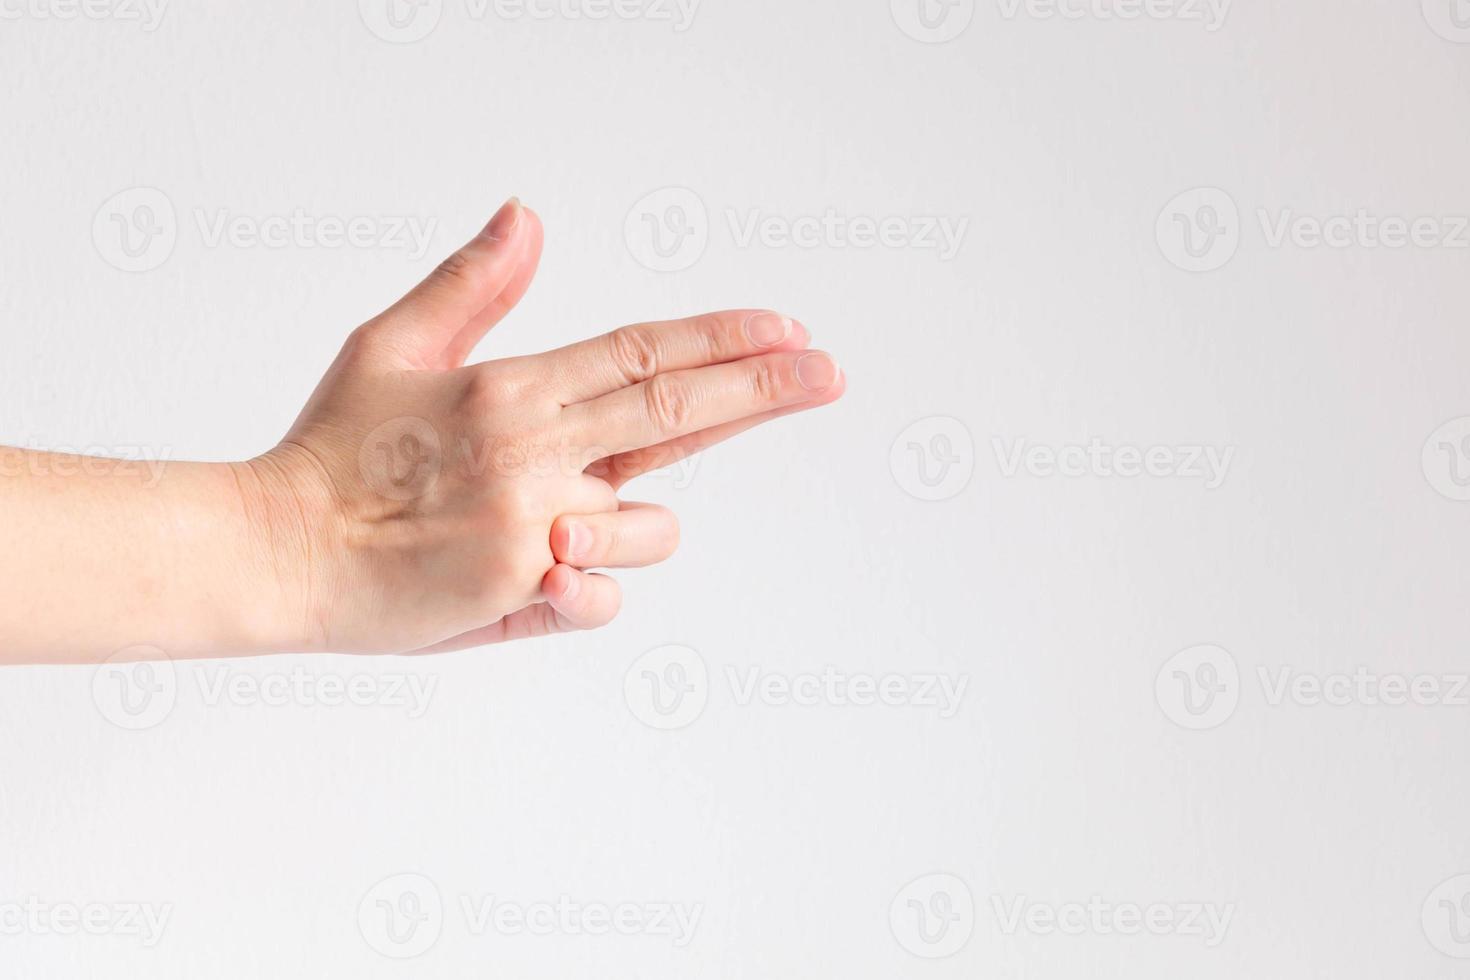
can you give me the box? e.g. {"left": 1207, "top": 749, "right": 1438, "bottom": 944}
{"left": 443, "top": 207, "right": 544, "bottom": 367}
{"left": 587, "top": 371, "right": 846, "bottom": 489}
{"left": 549, "top": 502, "right": 679, "bottom": 569}
{"left": 531, "top": 310, "right": 810, "bottom": 403}
{"left": 378, "top": 197, "right": 530, "bottom": 369}
{"left": 562, "top": 349, "right": 841, "bottom": 453}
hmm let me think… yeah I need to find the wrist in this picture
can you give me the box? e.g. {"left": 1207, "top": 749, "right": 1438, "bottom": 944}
{"left": 229, "top": 446, "right": 344, "bottom": 654}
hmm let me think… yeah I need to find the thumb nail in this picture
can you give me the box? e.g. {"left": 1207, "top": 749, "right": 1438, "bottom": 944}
{"left": 485, "top": 197, "right": 522, "bottom": 242}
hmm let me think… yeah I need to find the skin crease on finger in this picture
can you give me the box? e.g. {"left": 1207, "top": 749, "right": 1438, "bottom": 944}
{"left": 0, "top": 197, "right": 845, "bottom": 665}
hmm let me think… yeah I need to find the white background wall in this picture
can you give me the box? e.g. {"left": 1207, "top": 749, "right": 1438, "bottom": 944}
{"left": 3, "top": 0, "right": 1470, "bottom": 976}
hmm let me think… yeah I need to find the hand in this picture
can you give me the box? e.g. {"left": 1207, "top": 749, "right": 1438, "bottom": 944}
{"left": 249, "top": 198, "right": 845, "bottom": 654}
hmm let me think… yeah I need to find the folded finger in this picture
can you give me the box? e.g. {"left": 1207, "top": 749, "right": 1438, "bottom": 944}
{"left": 541, "top": 564, "right": 622, "bottom": 629}
{"left": 550, "top": 501, "right": 679, "bottom": 569}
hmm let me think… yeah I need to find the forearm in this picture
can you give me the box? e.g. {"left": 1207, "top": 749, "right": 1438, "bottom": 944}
{"left": 0, "top": 448, "right": 310, "bottom": 664}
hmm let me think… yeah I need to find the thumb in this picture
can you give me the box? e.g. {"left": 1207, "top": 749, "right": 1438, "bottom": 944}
{"left": 375, "top": 197, "right": 542, "bottom": 369}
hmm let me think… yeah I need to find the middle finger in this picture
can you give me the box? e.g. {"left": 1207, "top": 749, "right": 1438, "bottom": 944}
{"left": 559, "top": 349, "right": 841, "bottom": 454}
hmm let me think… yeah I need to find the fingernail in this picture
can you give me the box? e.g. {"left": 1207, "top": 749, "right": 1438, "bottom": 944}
{"left": 795, "top": 352, "right": 839, "bottom": 390}
{"left": 485, "top": 196, "right": 522, "bottom": 242}
{"left": 560, "top": 567, "right": 580, "bottom": 601}
{"left": 743, "top": 312, "right": 792, "bottom": 348}
{"left": 565, "top": 522, "right": 590, "bottom": 561}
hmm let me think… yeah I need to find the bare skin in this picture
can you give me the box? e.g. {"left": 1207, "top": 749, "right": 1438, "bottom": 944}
{"left": 0, "top": 198, "right": 845, "bottom": 664}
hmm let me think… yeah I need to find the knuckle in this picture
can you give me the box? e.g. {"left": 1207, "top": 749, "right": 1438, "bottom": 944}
{"left": 461, "top": 364, "right": 518, "bottom": 412}
{"left": 536, "top": 601, "right": 567, "bottom": 635}
{"left": 690, "top": 313, "right": 728, "bottom": 359}
{"left": 643, "top": 375, "right": 694, "bottom": 433}
{"left": 343, "top": 321, "right": 381, "bottom": 352}
{"left": 549, "top": 515, "right": 573, "bottom": 559}
{"left": 433, "top": 248, "right": 478, "bottom": 289}
{"left": 747, "top": 358, "right": 785, "bottom": 405}
{"left": 608, "top": 325, "right": 662, "bottom": 384}
{"left": 489, "top": 481, "right": 543, "bottom": 531}
{"left": 340, "top": 319, "right": 399, "bottom": 364}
